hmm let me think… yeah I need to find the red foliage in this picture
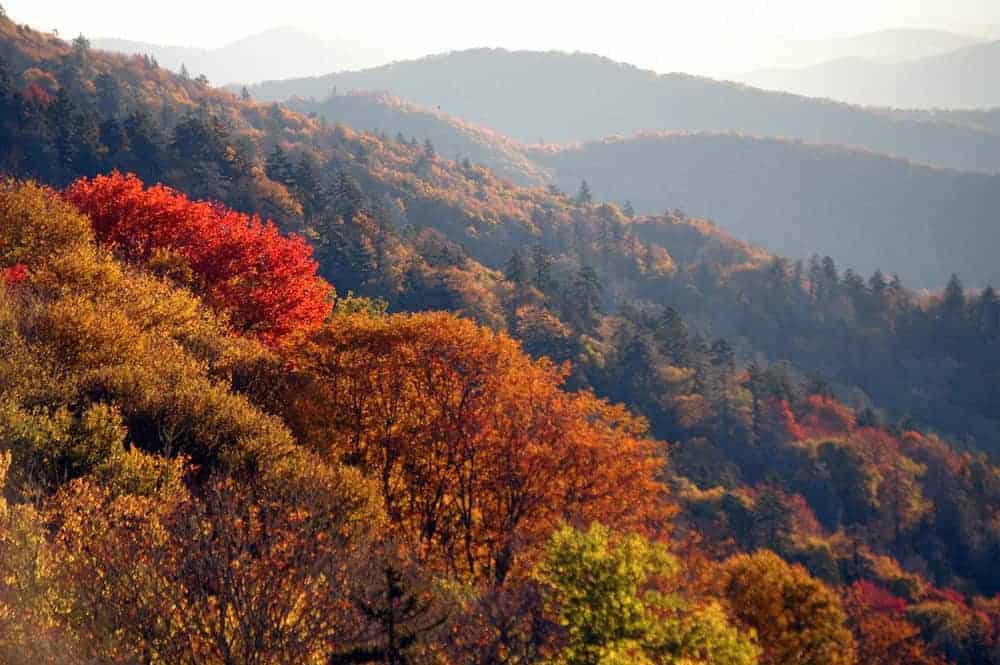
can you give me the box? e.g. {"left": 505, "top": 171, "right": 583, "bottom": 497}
{"left": 64, "top": 172, "right": 332, "bottom": 344}
{"left": 2, "top": 263, "right": 28, "bottom": 285}
{"left": 926, "top": 586, "right": 967, "bottom": 607}
{"left": 799, "top": 394, "right": 856, "bottom": 439}
{"left": 21, "top": 83, "right": 52, "bottom": 106}
{"left": 850, "top": 580, "right": 908, "bottom": 615}
{"left": 761, "top": 397, "right": 805, "bottom": 443}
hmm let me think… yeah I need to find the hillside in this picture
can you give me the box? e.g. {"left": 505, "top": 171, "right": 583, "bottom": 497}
{"left": 281, "top": 92, "right": 999, "bottom": 288}
{"left": 0, "top": 17, "right": 999, "bottom": 664}
{"left": 3, "top": 15, "right": 1000, "bottom": 455}
{"left": 529, "top": 133, "right": 1000, "bottom": 288}
{"left": 286, "top": 92, "right": 551, "bottom": 186}
{"left": 94, "top": 27, "right": 384, "bottom": 85}
{"left": 742, "top": 40, "right": 999, "bottom": 109}
{"left": 243, "top": 48, "right": 1000, "bottom": 173}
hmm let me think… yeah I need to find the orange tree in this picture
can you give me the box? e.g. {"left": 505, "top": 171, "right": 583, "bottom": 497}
{"left": 281, "top": 310, "right": 672, "bottom": 585}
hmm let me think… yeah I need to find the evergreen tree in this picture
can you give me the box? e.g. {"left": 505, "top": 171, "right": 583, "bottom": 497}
{"left": 942, "top": 273, "right": 966, "bottom": 320}
{"left": 566, "top": 265, "right": 602, "bottom": 331}
{"left": 293, "top": 152, "right": 324, "bottom": 219}
{"left": 265, "top": 144, "right": 294, "bottom": 187}
{"left": 504, "top": 249, "right": 527, "bottom": 285}
{"left": 575, "top": 179, "right": 592, "bottom": 205}
{"left": 530, "top": 243, "right": 554, "bottom": 293}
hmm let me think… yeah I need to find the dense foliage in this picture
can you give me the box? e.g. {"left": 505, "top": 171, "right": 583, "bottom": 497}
{"left": 0, "top": 18, "right": 998, "bottom": 664}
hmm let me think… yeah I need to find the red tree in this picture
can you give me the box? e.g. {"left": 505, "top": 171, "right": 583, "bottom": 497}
{"left": 65, "top": 172, "right": 331, "bottom": 344}
{"left": 2, "top": 264, "right": 28, "bottom": 285}
{"left": 799, "top": 394, "right": 856, "bottom": 439}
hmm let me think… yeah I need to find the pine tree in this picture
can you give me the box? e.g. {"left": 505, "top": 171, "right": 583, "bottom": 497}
{"left": 530, "top": 243, "right": 554, "bottom": 293}
{"left": 566, "top": 265, "right": 602, "bottom": 331}
{"left": 575, "top": 179, "right": 592, "bottom": 205}
{"left": 504, "top": 249, "right": 527, "bottom": 285}
{"left": 265, "top": 144, "right": 294, "bottom": 186}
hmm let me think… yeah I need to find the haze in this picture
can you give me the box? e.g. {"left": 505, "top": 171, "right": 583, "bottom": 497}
{"left": 6, "top": 0, "right": 997, "bottom": 78}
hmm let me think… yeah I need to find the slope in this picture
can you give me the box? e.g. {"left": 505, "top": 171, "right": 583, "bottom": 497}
{"left": 243, "top": 47, "right": 1000, "bottom": 173}
{"left": 529, "top": 132, "right": 1000, "bottom": 288}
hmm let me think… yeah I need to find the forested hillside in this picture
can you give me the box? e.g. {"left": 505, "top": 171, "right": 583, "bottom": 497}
{"left": 287, "top": 92, "right": 551, "bottom": 186}
{"left": 0, "top": 17, "right": 999, "bottom": 664}
{"left": 529, "top": 132, "right": 1000, "bottom": 288}
{"left": 286, "top": 90, "right": 998, "bottom": 289}
{"left": 242, "top": 48, "right": 1000, "bottom": 173}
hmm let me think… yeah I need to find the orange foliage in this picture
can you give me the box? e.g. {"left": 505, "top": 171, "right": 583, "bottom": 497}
{"left": 799, "top": 394, "right": 856, "bottom": 439}
{"left": 64, "top": 172, "right": 331, "bottom": 344}
{"left": 283, "top": 311, "right": 671, "bottom": 584}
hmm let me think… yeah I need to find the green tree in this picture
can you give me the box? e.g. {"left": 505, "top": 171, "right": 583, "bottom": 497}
{"left": 575, "top": 179, "right": 593, "bottom": 205}
{"left": 536, "top": 523, "right": 759, "bottom": 665}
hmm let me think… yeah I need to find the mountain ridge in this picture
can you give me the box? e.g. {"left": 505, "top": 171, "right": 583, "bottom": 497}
{"left": 242, "top": 47, "right": 1000, "bottom": 174}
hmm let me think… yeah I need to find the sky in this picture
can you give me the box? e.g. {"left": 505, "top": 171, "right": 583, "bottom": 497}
{"left": 4, "top": 0, "right": 998, "bottom": 77}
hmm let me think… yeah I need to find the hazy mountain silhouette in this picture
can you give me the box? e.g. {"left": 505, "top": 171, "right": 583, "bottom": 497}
{"left": 760, "top": 28, "right": 982, "bottom": 69}
{"left": 94, "top": 27, "right": 386, "bottom": 85}
{"left": 742, "top": 39, "right": 999, "bottom": 109}
{"left": 243, "top": 48, "right": 1000, "bottom": 173}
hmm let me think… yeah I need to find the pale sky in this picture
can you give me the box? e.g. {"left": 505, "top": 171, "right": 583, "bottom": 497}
{"left": 5, "top": 0, "right": 997, "bottom": 76}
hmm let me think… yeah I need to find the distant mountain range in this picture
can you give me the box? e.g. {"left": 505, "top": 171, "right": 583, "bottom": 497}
{"left": 741, "top": 39, "right": 999, "bottom": 109}
{"left": 242, "top": 48, "right": 1000, "bottom": 174}
{"left": 759, "top": 28, "right": 983, "bottom": 69}
{"left": 289, "top": 90, "right": 999, "bottom": 287}
{"left": 93, "top": 28, "right": 387, "bottom": 85}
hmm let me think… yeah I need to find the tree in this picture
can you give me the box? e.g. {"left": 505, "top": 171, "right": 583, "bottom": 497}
{"left": 505, "top": 248, "right": 528, "bottom": 285}
{"left": 843, "top": 582, "right": 946, "bottom": 665}
{"left": 535, "top": 523, "right": 759, "bottom": 665}
{"left": 240, "top": 85, "right": 251, "bottom": 101}
{"left": 724, "top": 550, "right": 856, "bottom": 665}
{"left": 751, "top": 486, "right": 793, "bottom": 552}
{"left": 51, "top": 460, "right": 384, "bottom": 664}
{"left": 266, "top": 143, "right": 295, "bottom": 186}
{"left": 566, "top": 265, "right": 602, "bottom": 331}
{"left": 281, "top": 312, "right": 669, "bottom": 585}
{"left": 64, "top": 172, "right": 332, "bottom": 344}
{"left": 179, "top": 62, "right": 190, "bottom": 79}
{"left": 575, "top": 179, "right": 592, "bottom": 205}
{"left": 531, "top": 243, "right": 554, "bottom": 292}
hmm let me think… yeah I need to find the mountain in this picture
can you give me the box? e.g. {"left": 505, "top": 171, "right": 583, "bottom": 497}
{"left": 741, "top": 40, "right": 999, "bottom": 109}
{"left": 93, "top": 27, "right": 386, "bottom": 85}
{"left": 286, "top": 92, "right": 551, "bottom": 186}
{"left": 1, "top": 19, "right": 1000, "bottom": 664}
{"left": 893, "top": 106, "right": 1000, "bottom": 134}
{"left": 243, "top": 48, "right": 1000, "bottom": 174}
{"left": 761, "top": 28, "right": 983, "bottom": 69}
{"left": 528, "top": 133, "right": 1000, "bottom": 288}
{"left": 285, "top": 92, "right": 997, "bottom": 288}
